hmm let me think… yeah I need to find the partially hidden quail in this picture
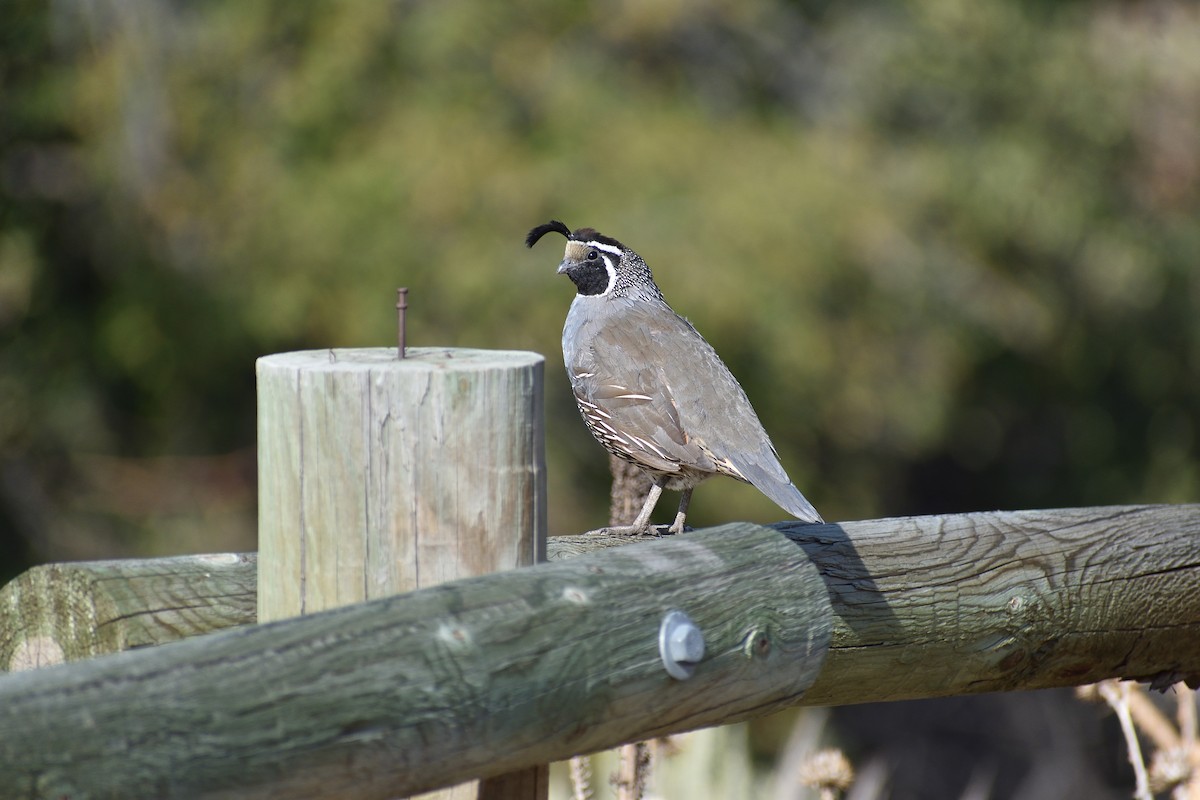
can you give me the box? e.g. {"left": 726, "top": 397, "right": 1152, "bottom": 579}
{"left": 526, "top": 220, "right": 823, "bottom": 534}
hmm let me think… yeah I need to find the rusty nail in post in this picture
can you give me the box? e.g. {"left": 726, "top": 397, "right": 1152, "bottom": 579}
{"left": 396, "top": 287, "right": 408, "bottom": 359}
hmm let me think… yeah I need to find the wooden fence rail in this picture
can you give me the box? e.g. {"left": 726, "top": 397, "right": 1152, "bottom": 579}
{"left": 560, "top": 503, "right": 1200, "bottom": 704}
{"left": 0, "top": 521, "right": 829, "bottom": 800}
{"left": 0, "top": 553, "right": 256, "bottom": 670}
{"left": 0, "top": 504, "right": 1198, "bottom": 799}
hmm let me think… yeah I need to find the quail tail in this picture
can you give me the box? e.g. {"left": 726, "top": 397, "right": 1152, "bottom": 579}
{"left": 761, "top": 479, "right": 823, "bottom": 524}
{"left": 737, "top": 461, "right": 824, "bottom": 524}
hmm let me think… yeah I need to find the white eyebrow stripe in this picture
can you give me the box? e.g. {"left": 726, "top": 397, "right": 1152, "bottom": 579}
{"left": 584, "top": 240, "right": 624, "bottom": 257}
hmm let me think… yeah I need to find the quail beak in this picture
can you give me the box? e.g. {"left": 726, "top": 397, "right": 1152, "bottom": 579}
{"left": 556, "top": 259, "right": 574, "bottom": 275}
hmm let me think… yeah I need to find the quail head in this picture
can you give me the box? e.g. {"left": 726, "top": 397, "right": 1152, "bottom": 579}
{"left": 526, "top": 220, "right": 823, "bottom": 534}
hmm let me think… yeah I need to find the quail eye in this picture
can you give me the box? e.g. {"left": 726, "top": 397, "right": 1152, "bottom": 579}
{"left": 587, "top": 250, "right": 599, "bottom": 260}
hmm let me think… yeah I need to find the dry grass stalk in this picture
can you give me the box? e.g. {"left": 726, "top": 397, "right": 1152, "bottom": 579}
{"left": 1078, "top": 679, "right": 1200, "bottom": 800}
{"left": 798, "top": 748, "right": 855, "bottom": 800}
{"left": 1149, "top": 682, "right": 1200, "bottom": 800}
{"left": 608, "top": 454, "right": 654, "bottom": 528}
{"left": 1098, "top": 680, "right": 1153, "bottom": 800}
{"left": 608, "top": 455, "right": 656, "bottom": 799}
{"left": 568, "top": 755, "right": 593, "bottom": 800}
{"left": 612, "top": 742, "right": 652, "bottom": 800}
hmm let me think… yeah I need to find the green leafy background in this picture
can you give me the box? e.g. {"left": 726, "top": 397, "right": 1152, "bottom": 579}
{"left": 2, "top": 0, "right": 1197, "bottom": 572}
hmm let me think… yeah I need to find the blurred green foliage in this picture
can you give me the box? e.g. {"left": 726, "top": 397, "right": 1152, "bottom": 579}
{"left": 1, "top": 0, "right": 1198, "bottom": 577}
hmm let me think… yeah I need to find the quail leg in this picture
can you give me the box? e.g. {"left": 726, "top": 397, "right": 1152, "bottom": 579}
{"left": 605, "top": 480, "right": 665, "bottom": 535}
{"left": 668, "top": 488, "right": 692, "bottom": 535}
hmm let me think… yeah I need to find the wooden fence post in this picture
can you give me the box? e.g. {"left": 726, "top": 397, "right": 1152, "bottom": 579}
{"left": 256, "top": 347, "right": 548, "bottom": 799}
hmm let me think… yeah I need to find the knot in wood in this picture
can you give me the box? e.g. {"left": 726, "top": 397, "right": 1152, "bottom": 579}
{"left": 436, "top": 623, "right": 473, "bottom": 652}
{"left": 743, "top": 628, "right": 772, "bottom": 660}
{"left": 560, "top": 586, "right": 590, "bottom": 605}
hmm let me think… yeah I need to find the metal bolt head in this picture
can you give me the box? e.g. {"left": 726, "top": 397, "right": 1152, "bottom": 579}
{"left": 659, "top": 610, "right": 705, "bottom": 680}
{"left": 668, "top": 623, "right": 704, "bottom": 663}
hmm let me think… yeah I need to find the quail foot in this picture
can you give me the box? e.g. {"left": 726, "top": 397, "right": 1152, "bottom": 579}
{"left": 527, "top": 220, "right": 823, "bottom": 534}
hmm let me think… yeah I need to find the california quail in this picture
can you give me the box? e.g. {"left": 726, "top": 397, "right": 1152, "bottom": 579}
{"left": 526, "top": 220, "right": 823, "bottom": 534}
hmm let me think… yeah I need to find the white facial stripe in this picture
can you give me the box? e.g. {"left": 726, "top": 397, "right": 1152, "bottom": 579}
{"left": 600, "top": 255, "right": 617, "bottom": 294}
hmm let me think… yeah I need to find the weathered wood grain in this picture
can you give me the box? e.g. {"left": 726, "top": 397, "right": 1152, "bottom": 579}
{"left": 5, "top": 504, "right": 1196, "bottom": 705}
{"left": 256, "top": 347, "right": 547, "bottom": 619}
{"left": 0, "top": 553, "right": 256, "bottom": 671}
{"left": 553, "top": 504, "right": 1200, "bottom": 703}
{"left": 0, "top": 522, "right": 831, "bottom": 800}
{"left": 791, "top": 504, "right": 1200, "bottom": 704}
{"left": 5, "top": 504, "right": 1195, "bottom": 701}
{"left": 0, "top": 505, "right": 1196, "bottom": 797}
{"left": 256, "top": 347, "right": 549, "bottom": 799}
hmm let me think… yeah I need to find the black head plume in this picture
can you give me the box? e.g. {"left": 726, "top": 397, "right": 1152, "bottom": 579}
{"left": 525, "top": 220, "right": 571, "bottom": 248}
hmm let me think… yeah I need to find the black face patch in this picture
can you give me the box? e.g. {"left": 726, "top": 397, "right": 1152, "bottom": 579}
{"left": 528, "top": 220, "right": 621, "bottom": 296}
{"left": 563, "top": 258, "right": 612, "bottom": 296}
